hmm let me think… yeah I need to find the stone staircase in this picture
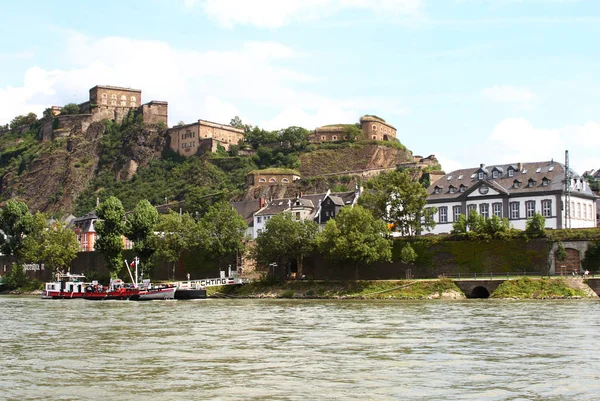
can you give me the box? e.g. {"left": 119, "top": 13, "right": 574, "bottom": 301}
{"left": 564, "top": 278, "right": 599, "bottom": 297}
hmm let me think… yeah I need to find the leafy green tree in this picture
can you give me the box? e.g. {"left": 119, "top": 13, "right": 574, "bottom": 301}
{"left": 94, "top": 196, "right": 126, "bottom": 277}
{"left": 255, "top": 213, "right": 318, "bottom": 277}
{"left": 0, "top": 199, "right": 34, "bottom": 258}
{"left": 20, "top": 212, "right": 79, "bottom": 273}
{"left": 9, "top": 112, "right": 37, "bottom": 129}
{"left": 43, "top": 108, "right": 54, "bottom": 119}
{"left": 61, "top": 103, "right": 80, "bottom": 115}
{"left": 556, "top": 241, "right": 567, "bottom": 262}
{"left": 451, "top": 214, "right": 468, "bottom": 235}
{"left": 399, "top": 243, "right": 417, "bottom": 264}
{"left": 279, "top": 126, "right": 310, "bottom": 148}
{"left": 484, "top": 215, "right": 510, "bottom": 236}
{"left": 154, "top": 211, "right": 200, "bottom": 280}
{"left": 582, "top": 241, "right": 600, "bottom": 272}
{"left": 124, "top": 199, "right": 159, "bottom": 275}
{"left": 198, "top": 201, "right": 247, "bottom": 267}
{"left": 4, "top": 264, "right": 27, "bottom": 290}
{"left": 467, "top": 211, "right": 485, "bottom": 233}
{"left": 343, "top": 124, "right": 363, "bottom": 141}
{"left": 317, "top": 205, "right": 391, "bottom": 279}
{"left": 525, "top": 213, "right": 546, "bottom": 238}
{"left": 359, "top": 170, "right": 436, "bottom": 237}
{"left": 245, "top": 127, "right": 280, "bottom": 149}
{"left": 230, "top": 116, "right": 244, "bottom": 129}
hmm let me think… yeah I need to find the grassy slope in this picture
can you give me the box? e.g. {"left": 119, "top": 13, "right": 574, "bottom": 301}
{"left": 491, "top": 277, "right": 588, "bottom": 299}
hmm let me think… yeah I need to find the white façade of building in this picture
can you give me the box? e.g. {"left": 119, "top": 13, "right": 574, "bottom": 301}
{"left": 426, "top": 161, "right": 598, "bottom": 234}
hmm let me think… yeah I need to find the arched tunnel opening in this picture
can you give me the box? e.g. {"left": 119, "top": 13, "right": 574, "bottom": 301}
{"left": 469, "top": 286, "right": 491, "bottom": 299}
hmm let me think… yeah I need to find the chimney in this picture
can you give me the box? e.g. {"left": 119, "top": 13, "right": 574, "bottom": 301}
{"left": 517, "top": 162, "right": 523, "bottom": 171}
{"left": 259, "top": 197, "right": 265, "bottom": 208}
{"left": 480, "top": 163, "right": 485, "bottom": 169}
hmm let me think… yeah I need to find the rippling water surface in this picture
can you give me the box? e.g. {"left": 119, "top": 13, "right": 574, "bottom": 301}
{"left": 1, "top": 297, "right": 600, "bottom": 400}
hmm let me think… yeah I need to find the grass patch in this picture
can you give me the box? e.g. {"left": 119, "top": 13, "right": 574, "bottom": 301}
{"left": 491, "top": 277, "right": 587, "bottom": 299}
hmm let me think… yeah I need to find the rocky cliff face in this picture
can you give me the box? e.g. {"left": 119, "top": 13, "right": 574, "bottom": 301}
{"left": 0, "top": 120, "right": 166, "bottom": 215}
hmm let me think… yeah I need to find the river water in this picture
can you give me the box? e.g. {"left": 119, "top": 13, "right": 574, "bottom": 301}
{"left": 1, "top": 297, "right": 600, "bottom": 401}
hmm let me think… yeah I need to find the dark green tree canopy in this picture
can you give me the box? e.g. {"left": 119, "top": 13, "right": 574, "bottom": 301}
{"left": 198, "top": 201, "right": 247, "bottom": 263}
{"left": 0, "top": 199, "right": 34, "bottom": 257}
{"left": 94, "top": 196, "right": 126, "bottom": 276}
{"left": 359, "top": 169, "right": 436, "bottom": 236}
{"left": 317, "top": 205, "right": 391, "bottom": 278}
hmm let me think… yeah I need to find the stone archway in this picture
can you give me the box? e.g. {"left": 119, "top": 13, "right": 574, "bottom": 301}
{"left": 549, "top": 241, "right": 590, "bottom": 275}
{"left": 470, "top": 286, "right": 490, "bottom": 299}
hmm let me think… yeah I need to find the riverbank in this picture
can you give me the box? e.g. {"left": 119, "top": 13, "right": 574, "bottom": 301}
{"left": 212, "top": 277, "right": 599, "bottom": 300}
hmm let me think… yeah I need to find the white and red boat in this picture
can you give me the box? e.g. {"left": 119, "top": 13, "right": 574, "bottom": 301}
{"left": 41, "top": 273, "right": 90, "bottom": 299}
{"left": 130, "top": 280, "right": 176, "bottom": 301}
{"left": 82, "top": 279, "right": 139, "bottom": 300}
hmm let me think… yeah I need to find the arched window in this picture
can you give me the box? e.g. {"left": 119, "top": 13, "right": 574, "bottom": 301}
{"left": 130, "top": 102, "right": 136, "bottom": 107}
{"left": 332, "top": 136, "right": 337, "bottom": 140}
{"left": 373, "top": 125, "right": 377, "bottom": 131}
{"left": 269, "top": 178, "right": 276, "bottom": 183}
{"left": 130, "top": 96, "right": 136, "bottom": 102}
{"left": 372, "top": 135, "right": 377, "bottom": 140}
{"left": 111, "top": 94, "right": 117, "bottom": 99}
{"left": 120, "top": 101, "right": 126, "bottom": 106}
{"left": 111, "top": 100, "right": 117, "bottom": 105}
{"left": 282, "top": 178, "right": 289, "bottom": 183}
{"left": 258, "top": 178, "right": 266, "bottom": 183}
{"left": 121, "top": 95, "right": 126, "bottom": 100}
{"left": 102, "top": 98, "right": 107, "bottom": 105}
{"left": 102, "top": 93, "right": 107, "bottom": 98}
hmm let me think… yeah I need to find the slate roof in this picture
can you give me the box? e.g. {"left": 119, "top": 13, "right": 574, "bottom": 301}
{"left": 255, "top": 191, "right": 358, "bottom": 218}
{"left": 427, "top": 161, "right": 597, "bottom": 201}
{"left": 231, "top": 200, "right": 263, "bottom": 225}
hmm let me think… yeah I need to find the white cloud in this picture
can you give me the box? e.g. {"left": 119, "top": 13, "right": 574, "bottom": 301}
{"left": 480, "top": 85, "right": 537, "bottom": 103}
{"left": 474, "top": 117, "right": 600, "bottom": 174}
{"left": 0, "top": 33, "right": 404, "bottom": 132}
{"left": 0, "top": 51, "right": 34, "bottom": 61}
{"left": 200, "top": 0, "right": 424, "bottom": 28}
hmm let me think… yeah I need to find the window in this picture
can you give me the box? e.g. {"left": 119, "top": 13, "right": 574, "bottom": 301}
{"left": 130, "top": 102, "right": 136, "bottom": 107}
{"left": 131, "top": 96, "right": 136, "bottom": 102}
{"left": 120, "top": 100, "right": 126, "bottom": 106}
{"left": 467, "top": 204, "right": 476, "bottom": 216}
{"left": 372, "top": 135, "right": 377, "bottom": 140}
{"left": 102, "top": 93, "right": 107, "bottom": 98}
{"left": 453, "top": 206, "right": 462, "bottom": 222}
{"left": 257, "top": 216, "right": 262, "bottom": 223}
{"left": 449, "top": 186, "right": 455, "bottom": 194}
{"left": 589, "top": 205, "right": 593, "bottom": 220}
{"left": 332, "top": 136, "right": 337, "bottom": 140}
{"left": 542, "top": 178, "right": 549, "bottom": 186}
{"left": 281, "top": 178, "right": 289, "bottom": 183}
{"left": 584, "top": 203, "right": 587, "bottom": 220}
{"left": 434, "top": 186, "right": 441, "bottom": 194}
{"left": 492, "top": 170, "right": 499, "bottom": 179}
{"left": 480, "top": 204, "right": 489, "bottom": 219}
{"left": 295, "top": 212, "right": 301, "bottom": 220}
{"left": 321, "top": 136, "right": 326, "bottom": 140}
{"left": 526, "top": 200, "right": 535, "bottom": 218}
{"left": 111, "top": 100, "right": 117, "bottom": 106}
{"left": 258, "top": 178, "right": 266, "bottom": 183}
{"left": 513, "top": 180, "right": 520, "bottom": 189}
{"left": 102, "top": 98, "right": 107, "bottom": 105}
{"left": 269, "top": 178, "right": 276, "bottom": 183}
{"left": 510, "top": 202, "right": 520, "bottom": 219}
{"left": 459, "top": 185, "right": 466, "bottom": 193}
{"left": 577, "top": 203, "right": 581, "bottom": 218}
{"left": 439, "top": 207, "right": 448, "bottom": 223}
{"left": 111, "top": 94, "right": 117, "bottom": 99}
{"left": 528, "top": 179, "right": 536, "bottom": 188}
{"left": 373, "top": 125, "right": 377, "bottom": 131}
{"left": 478, "top": 172, "right": 484, "bottom": 180}
{"left": 493, "top": 203, "right": 502, "bottom": 218}
{"left": 508, "top": 169, "right": 514, "bottom": 177}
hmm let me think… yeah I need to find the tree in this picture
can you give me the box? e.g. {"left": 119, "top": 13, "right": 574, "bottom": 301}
{"left": 359, "top": 170, "right": 436, "bottom": 237}
{"left": 483, "top": 215, "right": 510, "bottom": 236}
{"left": 230, "top": 116, "right": 244, "bottom": 129}
{"left": 255, "top": 213, "right": 318, "bottom": 277}
{"left": 20, "top": 212, "right": 79, "bottom": 273}
{"left": 154, "top": 211, "right": 200, "bottom": 280}
{"left": 61, "top": 103, "right": 80, "bottom": 115}
{"left": 399, "top": 243, "right": 417, "bottom": 264}
{"left": 0, "top": 199, "right": 34, "bottom": 258}
{"left": 123, "top": 200, "right": 159, "bottom": 276}
{"left": 317, "top": 205, "right": 391, "bottom": 279}
{"left": 279, "top": 126, "right": 310, "bottom": 148}
{"left": 94, "top": 196, "right": 126, "bottom": 277}
{"left": 9, "top": 112, "right": 37, "bottom": 129}
{"left": 198, "top": 201, "right": 247, "bottom": 268}
{"left": 556, "top": 241, "right": 567, "bottom": 262}
{"left": 245, "top": 127, "right": 280, "bottom": 149}
{"left": 467, "top": 211, "right": 485, "bottom": 233}
{"left": 451, "top": 214, "right": 468, "bottom": 235}
{"left": 525, "top": 213, "right": 546, "bottom": 238}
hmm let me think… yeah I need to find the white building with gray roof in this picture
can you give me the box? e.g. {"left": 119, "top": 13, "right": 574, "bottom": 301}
{"left": 426, "top": 160, "right": 598, "bottom": 234}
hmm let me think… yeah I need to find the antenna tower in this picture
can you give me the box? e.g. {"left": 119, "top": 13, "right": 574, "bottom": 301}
{"left": 564, "top": 150, "right": 571, "bottom": 229}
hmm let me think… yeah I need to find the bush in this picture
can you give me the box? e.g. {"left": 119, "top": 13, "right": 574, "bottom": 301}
{"left": 280, "top": 289, "right": 295, "bottom": 298}
{"left": 4, "top": 264, "right": 28, "bottom": 290}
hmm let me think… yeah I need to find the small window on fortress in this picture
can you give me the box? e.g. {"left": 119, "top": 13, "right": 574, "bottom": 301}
{"left": 111, "top": 94, "right": 117, "bottom": 99}
{"left": 120, "top": 101, "right": 126, "bottom": 106}
{"left": 102, "top": 99, "right": 107, "bottom": 105}
{"left": 102, "top": 93, "right": 107, "bottom": 98}
{"left": 332, "top": 136, "right": 337, "bottom": 140}
{"left": 269, "top": 178, "right": 276, "bottom": 183}
{"left": 372, "top": 135, "right": 377, "bottom": 140}
{"left": 121, "top": 95, "right": 126, "bottom": 100}
{"left": 111, "top": 100, "right": 117, "bottom": 106}
{"left": 259, "top": 178, "right": 266, "bottom": 183}
{"left": 321, "top": 136, "right": 326, "bottom": 140}
{"left": 130, "top": 102, "right": 135, "bottom": 107}
{"left": 131, "top": 96, "right": 136, "bottom": 102}
{"left": 282, "top": 178, "right": 289, "bottom": 183}
{"left": 373, "top": 125, "right": 377, "bottom": 131}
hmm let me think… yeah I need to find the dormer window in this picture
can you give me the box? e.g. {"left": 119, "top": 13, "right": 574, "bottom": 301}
{"left": 449, "top": 185, "right": 456, "bottom": 194}
{"left": 508, "top": 169, "right": 514, "bottom": 177}
{"left": 478, "top": 172, "right": 484, "bottom": 180}
{"left": 459, "top": 184, "right": 466, "bottom": 193}
{"left": 513, "top": 180, "right": 520, "bottom": 189}
{"left": 528, "top": 179, "right": 536, "bottom": 188}
{"left": 542, "top": 178, "right": 550, "bottom": 187}
{"left": 434, "top": 186, "right": 442, "bottom": 194}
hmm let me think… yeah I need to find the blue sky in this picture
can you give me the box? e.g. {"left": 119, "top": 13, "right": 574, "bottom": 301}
{"left": 1, "top": 0, "right": 599, "bottom": 174}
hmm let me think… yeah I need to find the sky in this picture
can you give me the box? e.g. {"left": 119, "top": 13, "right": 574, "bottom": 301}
{"left": 1, "top": 0, "right": 599, "bottom": 174}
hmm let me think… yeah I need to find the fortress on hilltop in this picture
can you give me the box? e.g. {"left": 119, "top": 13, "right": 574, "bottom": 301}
{"left": 311, "top": 115, "right": 398, "bottom": 143}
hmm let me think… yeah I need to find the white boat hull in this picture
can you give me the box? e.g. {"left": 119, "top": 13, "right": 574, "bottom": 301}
{"left": 135, "top": 287, "right": 176, "bottom": 301}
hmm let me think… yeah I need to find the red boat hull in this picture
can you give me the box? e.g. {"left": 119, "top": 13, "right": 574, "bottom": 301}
{"left": 83, "top": 288, "right": 139, "bottom": 300}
